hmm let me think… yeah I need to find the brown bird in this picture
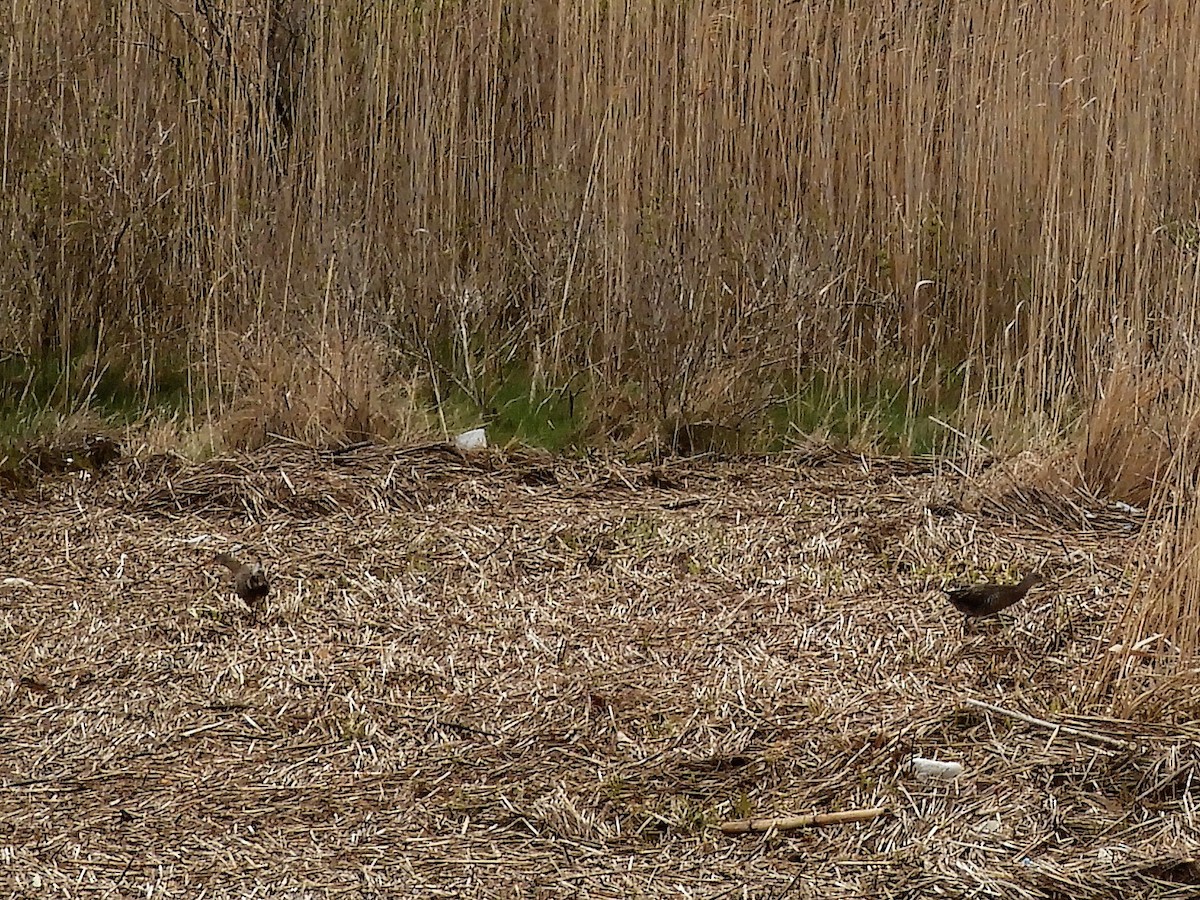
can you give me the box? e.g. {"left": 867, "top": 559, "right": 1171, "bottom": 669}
{"left": 944, "top": 571, "right": 1041, "bottom": 618}
{"left": 215, "top": 552, "right": 270, "bottom": 610}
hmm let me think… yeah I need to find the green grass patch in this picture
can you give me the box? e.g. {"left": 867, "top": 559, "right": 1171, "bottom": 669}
{"left": 1, "top": 348, "right": 190, "bottom": 419}
{"left": 770, "top": 367, "right": 967, "bottom": 455}
{"left": 0, "top": 345, "right": 192, "bottom": 468}
{"left": 0, "top": 341, "right": 982, "bottom": 466}
{"left": 434, "top": 362, "right": 972, "bottom": 456}
{"left": 436, "top": 369, "right": 588, "bottom": 451}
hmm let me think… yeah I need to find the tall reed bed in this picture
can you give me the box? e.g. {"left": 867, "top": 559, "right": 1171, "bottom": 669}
{"left": 0, "top": 0, "right": 1197, "bottom": 445}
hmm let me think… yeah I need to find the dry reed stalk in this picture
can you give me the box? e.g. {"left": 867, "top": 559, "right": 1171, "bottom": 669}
{"left": 719, "top": 806, "right": 889, "bottom": 835}
{"left": 1096, "top": 421, "right": 1200, "bottom": 713}
{"left": 962, "top": 698, "right": 1129, "bottom": 749}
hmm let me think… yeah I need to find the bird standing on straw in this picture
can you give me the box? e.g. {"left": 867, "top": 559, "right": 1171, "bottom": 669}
{"left": 944, "top": 571, "right": 1041, "bottom": 619}
{"left": 215, "top": 552, "right": 271, "bottom": 613}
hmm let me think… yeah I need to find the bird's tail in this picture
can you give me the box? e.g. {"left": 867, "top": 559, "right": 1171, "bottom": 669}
{"left": 214, "top": 552, "right": 240, "bottom": 572}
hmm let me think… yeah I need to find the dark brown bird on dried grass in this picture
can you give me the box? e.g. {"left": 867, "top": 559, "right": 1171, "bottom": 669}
{"left": 215, "top": 552, "right": 270, "bottom": 609}
{"left": 944, "top": 572, "right": 1041, "bottom": 618}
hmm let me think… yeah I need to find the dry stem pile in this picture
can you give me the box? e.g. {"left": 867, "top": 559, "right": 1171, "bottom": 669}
{"left": 2, "top": 446, "right": 1195, "bottom": 897}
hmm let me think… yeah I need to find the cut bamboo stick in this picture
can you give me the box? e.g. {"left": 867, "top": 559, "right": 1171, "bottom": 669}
{"left": 719, "top": 806, "right": 889, "bottom": 835}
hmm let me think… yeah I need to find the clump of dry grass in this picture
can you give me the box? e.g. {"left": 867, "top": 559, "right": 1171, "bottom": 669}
{"left": 213, "top": 329, "right": 435, "bottom": 449}
{"left": 1073, "top": 352, "right": 1191, "bottom": 508}
{"left": 1075, "top": 338, "right": 1200, "bottom": 712}
{"left": 1095, "top": 425, "right": 1200, "bottom": 715}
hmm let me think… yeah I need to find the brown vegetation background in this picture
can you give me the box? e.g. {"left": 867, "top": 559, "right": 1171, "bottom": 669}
{"left": 4, "top": 0, "right": 1199, "bottom": 450}
{"left": 4, "top": 0, "right": 1200, "bottom": 810}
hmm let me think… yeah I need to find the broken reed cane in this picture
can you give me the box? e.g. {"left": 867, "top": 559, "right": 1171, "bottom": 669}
{"left": 719, "top": 806, "right": 889, "bottom": 835}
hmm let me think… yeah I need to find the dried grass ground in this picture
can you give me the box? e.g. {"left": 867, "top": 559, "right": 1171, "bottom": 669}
{"left": 2, "top": 445, "right": 1198, "bottom": 898}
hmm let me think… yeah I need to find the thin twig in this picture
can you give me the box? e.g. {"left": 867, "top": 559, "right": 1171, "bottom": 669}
{"left": 962, "top": 698, "right": 1129, "bottom": 749}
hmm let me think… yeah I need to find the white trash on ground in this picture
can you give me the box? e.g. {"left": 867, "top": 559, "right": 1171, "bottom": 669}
{"left": 908, "top": 757, "right": 964, "bottom": 780}
{"left": 454, "top": 427, "right": 488, "bottom": 451}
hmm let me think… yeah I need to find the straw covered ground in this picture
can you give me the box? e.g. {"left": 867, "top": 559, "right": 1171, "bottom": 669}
{"left": 2, "top": 445, "right": 1199, "bottom": 898}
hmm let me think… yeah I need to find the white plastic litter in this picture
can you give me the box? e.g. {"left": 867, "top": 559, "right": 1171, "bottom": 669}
{"left": 454, "top": 427, "right": 488, "bottom": 451}
{"left": 909, "top": 757, "right": 964, "bottom": 780}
